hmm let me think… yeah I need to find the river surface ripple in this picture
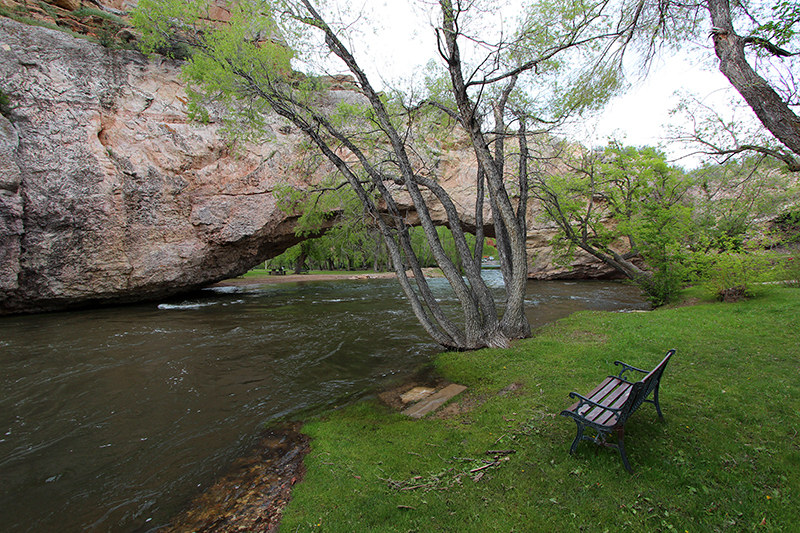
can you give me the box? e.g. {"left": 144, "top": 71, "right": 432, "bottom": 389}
{"left": 0, "top": 274, "right": 648, "bottom": 532}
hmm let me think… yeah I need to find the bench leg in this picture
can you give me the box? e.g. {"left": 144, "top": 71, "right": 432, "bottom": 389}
{"left": 568, "top": 420, "right": 585, "bottom": 455}
{"left": 615, "top": 427, "right": 633, "bottom": 473}
{"left": 653, "top": 383, "right": 664, "bottom": 419}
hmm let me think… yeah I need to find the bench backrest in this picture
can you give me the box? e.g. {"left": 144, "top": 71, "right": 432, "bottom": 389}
{"left": 616, "top": 349, "right": 675, "bottom": 424}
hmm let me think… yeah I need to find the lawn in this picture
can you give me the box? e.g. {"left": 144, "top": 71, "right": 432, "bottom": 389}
{"left": 279, "top": 286, "right": 800, "bottom": 532}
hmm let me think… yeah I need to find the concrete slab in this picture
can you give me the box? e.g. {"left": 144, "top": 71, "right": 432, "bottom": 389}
{"left": 400, "top": 387, "right": 436, "bottom": 404}
{"left": 401, "top": 384, "right": 468, "bottom": 419}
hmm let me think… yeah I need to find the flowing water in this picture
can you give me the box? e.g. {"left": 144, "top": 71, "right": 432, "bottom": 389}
{"left": 0, "top": 273, "right": 648, "bottom": 532}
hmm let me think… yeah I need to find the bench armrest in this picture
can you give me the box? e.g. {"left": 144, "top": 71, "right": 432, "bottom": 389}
{"left": 614, "top": 360, "right": 648, "bottom": 379}
{"left": 566, "top": 391, "right": 623, "bottom": 415}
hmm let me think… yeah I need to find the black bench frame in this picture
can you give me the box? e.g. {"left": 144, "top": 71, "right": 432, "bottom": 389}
{"left": 559, "top": 349, "right": 675, "bottom": 472}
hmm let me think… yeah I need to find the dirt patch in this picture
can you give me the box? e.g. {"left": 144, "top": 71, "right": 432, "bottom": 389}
{"left": 497, "top": 382, "right": 524, "bottom": 396}
{"left": 428, "top": 394, "right": 485, "bottom": 420}
{"left": 160, "top": 423, "right": 309, "bottom": 533}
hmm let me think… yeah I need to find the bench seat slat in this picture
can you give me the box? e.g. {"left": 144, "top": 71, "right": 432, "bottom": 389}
{"left": 567, "top": 376, "right": 618, "bottom": 413}
{"left": 582, "top": 381, "right": 632, "bottom": 426}
{"left": 590, "top": 385, "right": 633, "bottom": 426}
{"left": 564, "top": 376, "right": 633, "bottom": 427}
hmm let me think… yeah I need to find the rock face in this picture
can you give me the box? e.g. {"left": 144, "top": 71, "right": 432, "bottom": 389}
{"left": 0, "top": 17, "right": 342, "bottom": 313}
{"left": 0, "top": 17, "right": 616, "bottom": 315}
{"left": 0, "top": 114, "right": 23, "bottom": 293}
{"left": 526, "top": 209, "right": 627, "bottom": 280}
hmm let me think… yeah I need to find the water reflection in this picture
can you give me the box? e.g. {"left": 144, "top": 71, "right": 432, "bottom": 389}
{"left": 0, "top": 274, "right": 647, "bottom": 532}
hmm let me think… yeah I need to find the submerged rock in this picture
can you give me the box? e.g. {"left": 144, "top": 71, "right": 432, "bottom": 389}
{"left": 161, "top": 423, "right": 310, "bottom": 533}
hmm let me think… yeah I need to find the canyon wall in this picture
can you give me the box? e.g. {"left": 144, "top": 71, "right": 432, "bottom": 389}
{"left": 0, "top": 14, "right": 616, "bottom": 314}
{"left": 0, "top": 16, "right": 340, "bottom": 313}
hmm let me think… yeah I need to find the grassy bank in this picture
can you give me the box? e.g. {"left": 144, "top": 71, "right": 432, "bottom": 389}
{"left": 280, "top": 287, "right": 800, "bottom": 532}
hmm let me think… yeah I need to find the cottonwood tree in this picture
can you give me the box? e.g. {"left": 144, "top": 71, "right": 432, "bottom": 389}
{"left": 534, "top": 143, "right": 694, "bottom": 304}
{"left": 627, "top": 0, "right": 800, "bottom": 170}
{"left": 133, "top": 0, "right": 639, "bottom": 348}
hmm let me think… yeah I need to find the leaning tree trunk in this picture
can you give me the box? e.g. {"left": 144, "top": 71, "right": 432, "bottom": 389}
{"left": 439, "top": 0, "right": 532, "bottom": 343}
{"left": 294, "top": 0, "right": 512, "bottom": 350}
{"left": 707, "top": 0, "right": 800, "bottom": 159}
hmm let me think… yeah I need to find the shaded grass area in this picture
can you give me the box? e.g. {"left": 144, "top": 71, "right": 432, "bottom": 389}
{"left": 280, "top": 287, "right": 800, "bottom": 532}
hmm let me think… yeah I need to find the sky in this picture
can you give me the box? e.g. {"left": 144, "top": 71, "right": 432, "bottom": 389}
{"left": 320, "top": 0, "right": 740, "bottom": 167}
{"left": 580, "top": 52, "right": 735, "bottom": 165}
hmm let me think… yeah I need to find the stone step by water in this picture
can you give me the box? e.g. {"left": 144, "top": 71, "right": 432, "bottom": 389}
{"left": 401, "top": 384, "right": 468, "bottom": 419}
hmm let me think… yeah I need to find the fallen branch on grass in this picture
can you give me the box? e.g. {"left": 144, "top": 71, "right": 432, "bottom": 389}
{"left": 486, "top": 449, "right": 516, "bottom": 456}
{"left": 380, "top": 449, "right": 514, "bottom": 492}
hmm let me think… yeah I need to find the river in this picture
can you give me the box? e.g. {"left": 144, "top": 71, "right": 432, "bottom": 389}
{"left": 0, "top": 273, "right": 648, "bottom": 532}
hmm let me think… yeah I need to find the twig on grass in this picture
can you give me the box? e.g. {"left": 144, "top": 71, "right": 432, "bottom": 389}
{"left": 381, "top": 449, "right": 513, "bottom": 492}
{"left": 400, "top": 484, "right": 433, "bottom": 491}
{"left": 486, "top": 449, "right": 516, "bottom": 456}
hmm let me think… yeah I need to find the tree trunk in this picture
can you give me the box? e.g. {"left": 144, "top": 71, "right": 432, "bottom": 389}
{"left": 438, "top": 0, "right": 532, "bottom": 344}
{"left": 707, "top": 0, "right": 800, "bottom": 157}
{"left": 294, "top": 250, "right": 307, "bottom": 274}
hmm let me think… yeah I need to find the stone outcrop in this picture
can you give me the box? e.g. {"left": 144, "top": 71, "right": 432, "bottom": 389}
{"left": 0, "top": 17, "right": 347, "bottom": 313}
{"left": 0, "top": 114, "right": 23, "bottom": 293}
{"left": 0, "top": 16, "right": 616, "bottom": 315}
{"left": 526, "top": 203, "right": 629, "bottom": 280}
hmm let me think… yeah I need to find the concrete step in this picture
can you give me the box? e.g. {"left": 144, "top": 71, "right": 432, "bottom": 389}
{"left": 401, "top": 384, "right": 467, "bottom": 419}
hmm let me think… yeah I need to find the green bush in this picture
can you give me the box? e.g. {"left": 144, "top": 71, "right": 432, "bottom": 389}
{"left": 71, "top": 7, "right": 125, "bottom": 24}
{"left": 639, "top": 262, "right": 687, "bottom": 307}
{"left": 692, "top": 250, "right": 781, "bottom": 301}
{"left": 771, "top": 210, "right": 800, "bottom": 244}
{"left": 0, "top": 88, "right": 12, "bottom": 119}
{"left": 781, "top": 255, "right": 800, "bottom": 288}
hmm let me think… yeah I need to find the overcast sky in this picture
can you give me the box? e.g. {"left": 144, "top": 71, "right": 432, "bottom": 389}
{"left": 324, "top": 0, "right": 738, "bottom": 167}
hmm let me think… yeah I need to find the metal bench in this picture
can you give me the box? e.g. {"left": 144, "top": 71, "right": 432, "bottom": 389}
{"left": 559, "top": 349, "right": 675, "bottom": 472}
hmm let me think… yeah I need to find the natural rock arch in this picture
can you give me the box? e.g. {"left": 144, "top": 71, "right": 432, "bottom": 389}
{"left": 0, "top": 17, "right": 619, "bottom": 315}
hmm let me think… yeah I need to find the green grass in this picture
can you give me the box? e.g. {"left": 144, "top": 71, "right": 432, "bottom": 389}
{"left": 280, "top": 287, "right": 800, "bottom": 532}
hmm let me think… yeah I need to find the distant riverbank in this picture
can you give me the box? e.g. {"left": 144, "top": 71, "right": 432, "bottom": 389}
{"left": 213, "top": 271, "right": 397, "bottom": 287}
{"left": 213, "top": 267, "right": 453, "bottom": 287}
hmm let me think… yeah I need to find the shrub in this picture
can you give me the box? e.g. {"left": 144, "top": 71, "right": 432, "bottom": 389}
{"left": 638, "top": 262, "right": 687, "bottom": 307}
{"left": 782, "top": 256, "right": 800, "bottom": 288}
{"left": 693, "top": 250, "right": 781, "bottom": 301}
{"left": 0, "top": 88, "right": 12, "bottom": 119}
{"left": 771, "top": 210, "right": 800, "bottom": 244}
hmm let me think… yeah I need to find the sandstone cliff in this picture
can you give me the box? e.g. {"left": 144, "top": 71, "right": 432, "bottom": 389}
{"left": 0, "top": 17, "right": 341, "bottom": 313}
{"left": 0, "top": 14, "right": 617, "bottom": 314}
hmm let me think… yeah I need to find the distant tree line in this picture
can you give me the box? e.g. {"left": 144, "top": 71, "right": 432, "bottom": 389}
{"left": 534, "top": 142, "right": 799, "bottom": 304}
{"left": 265, "top": 225, "right": 499, "bottom": 275}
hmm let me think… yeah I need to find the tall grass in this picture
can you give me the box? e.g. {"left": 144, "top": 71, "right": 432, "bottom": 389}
{"left": 280, "top": 287, "right": 800, "bottom": 532}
